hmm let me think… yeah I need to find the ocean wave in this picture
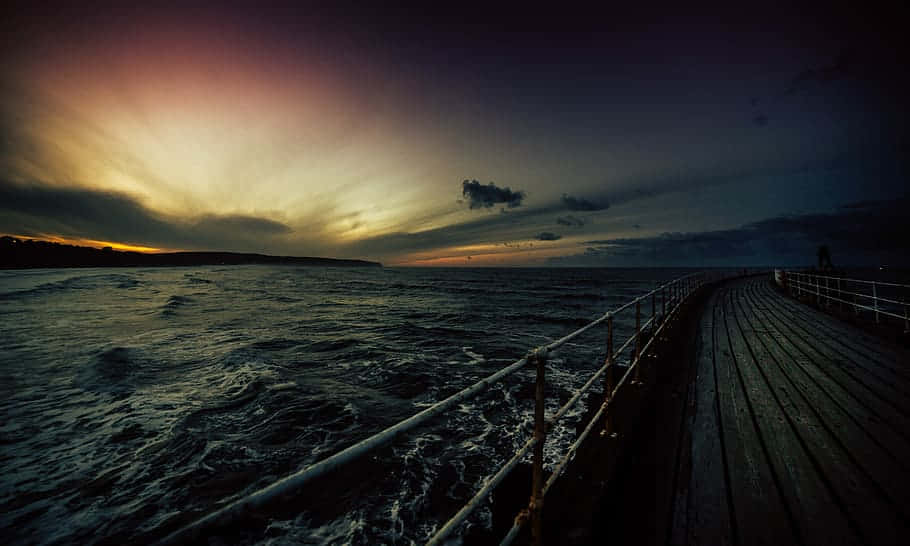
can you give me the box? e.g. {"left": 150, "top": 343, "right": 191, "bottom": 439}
{"left": 160, "top": 294, "right": 192, "bottom": 315}
{"left": 0, "top": 265, "right": 665, "bottom": 545}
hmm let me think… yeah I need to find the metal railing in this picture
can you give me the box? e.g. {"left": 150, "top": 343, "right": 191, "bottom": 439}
{"left": 783, "top": 271, "right": 910, "bottom": 332}
{"left": 160, "top": 269, "right": 742, "bottom": 546}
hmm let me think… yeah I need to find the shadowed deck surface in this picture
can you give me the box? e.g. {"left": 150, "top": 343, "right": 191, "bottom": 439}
{"left": 669, "top": 276, "right": 910, "bottom": 545}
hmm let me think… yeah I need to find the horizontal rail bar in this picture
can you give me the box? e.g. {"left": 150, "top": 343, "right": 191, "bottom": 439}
{"left": 490, "top": 272, "right": 708, "bottom": 545}
{"left": 542, "top": 291, "right": 684, "bottom": 496}
{"left": 543, "top": 273, "right": 700, "bottom": 354}
{"left": 787, "top": 272, "right": 910, "bottom": 289}
{"left": 787, "top": 279, "right": 907, "bottom": 308}
{"left": 160, "top": 271, "right": 707, "bottom": 544}
{"left": 499, "top": 518, "right": 524, "bottom": 546}
{"left": 546, "top": 314, "right": 655, "bottom": 426}
{"left": 785, "top": 289, "right": 908, "bottom": 321}
{"left": 426, "top": 435, "right": 539, "bottom": 546}
{"left": 159, "top": 355, "right": 532, "bottom": 544}
{"left": 435, "top": 304, "right": 671, "bottom": 543}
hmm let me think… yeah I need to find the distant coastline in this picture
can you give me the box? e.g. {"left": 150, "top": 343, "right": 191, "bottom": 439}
{"left": 0, "top": 236, "right": 381, "bottom": 269}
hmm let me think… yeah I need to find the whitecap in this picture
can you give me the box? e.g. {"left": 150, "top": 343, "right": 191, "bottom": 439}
{"left": 461, "top": 346, "right": 486, "bottom": 364}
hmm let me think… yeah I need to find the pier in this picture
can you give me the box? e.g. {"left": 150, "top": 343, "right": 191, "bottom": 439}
{"left": 157, "top": 272, "right": 910, "bottom": 545}
{"left": 594, "top": 275, "right": 910, "bottom": 545}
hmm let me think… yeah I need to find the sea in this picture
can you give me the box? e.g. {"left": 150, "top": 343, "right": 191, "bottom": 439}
{"left": 0, "top": 265, "right": 694, "bottom": 545}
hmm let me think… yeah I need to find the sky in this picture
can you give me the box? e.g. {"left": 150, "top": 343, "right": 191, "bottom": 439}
{"left": 1, "top": 2, "right": 907, "bottom": 266}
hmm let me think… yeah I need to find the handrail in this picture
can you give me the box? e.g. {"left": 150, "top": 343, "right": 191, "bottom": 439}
{"left": 782, "top": 270, "right": 909, "bottom": 330}
{"left": 785, "top": 271, "right": 910, "bottom": 289}
{"left": 493, "top": 271, "right": 714, "bottom": 546}
{"left": 159, "top": 269, "right": 743, "bottom": 545}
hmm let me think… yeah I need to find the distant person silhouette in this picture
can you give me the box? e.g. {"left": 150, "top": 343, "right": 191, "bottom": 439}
{"left": 817, "top": 245, "right": 834, "bottom": 271}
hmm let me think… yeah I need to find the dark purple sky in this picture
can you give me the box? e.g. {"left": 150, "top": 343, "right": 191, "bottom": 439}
{"left": 1, "top": 2, "right": 906, "bottom": 265}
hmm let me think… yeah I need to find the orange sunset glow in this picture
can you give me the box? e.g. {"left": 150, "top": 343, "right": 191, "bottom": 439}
{"left": 1, "top": 3, "right": 906, "bottom": 267}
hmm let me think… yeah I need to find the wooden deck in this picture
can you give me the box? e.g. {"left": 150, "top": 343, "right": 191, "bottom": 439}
{"left": 668, "top": 276, "right": 910, "bottom": 545}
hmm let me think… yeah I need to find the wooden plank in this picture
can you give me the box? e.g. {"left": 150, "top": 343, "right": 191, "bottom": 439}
{"left": 760, "top": 282, "right": 910, "bottom": 382}
{"left": 722, "top": 285, "right": 859, "bottom": 545}
{"left": 741, "top": 282, "right": 910, "bottom": 478}
{"left": 667, "top": 343, "right": 697, "bottom": 545}
{"left": 732, "top": 282, "right": 909, "bottom": 543}
{"left": 768, "top": 279, "right": 910, "bottom": 363}
{"left": 711, "top": 286, "right": 797, "bottom": 546}
{"left": 757, "top": 278, "right": 910, "bottom": 385}
{"left": 747, "top": 286, "right": 910, "bottom": 439}
{"left": 741, "top": 280, "right": 910, "bottom": 487}
{"left": 670, "top": 289, "right": 734, "bottom": 545}
{"left": 761, "top": 301, "right": 910, "bottom": 416}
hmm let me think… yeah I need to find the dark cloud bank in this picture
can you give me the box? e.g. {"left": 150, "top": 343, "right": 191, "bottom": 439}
{"left": 461, "top": 180, "right": 525, "bottom": 209}
{"left": 561, "top": 193, "right": 608, "bottom": 211}
{"left": 4, "top": 178, "right": 907, "bottom": 268}
{"left": 0, "top": 180, "right": 293, "bottom": 252}
{"left": 552, "top": 198, "right": 909, "bottom": 267}
{"left": 556, "top": 215, "right": 585, "bottom": 227}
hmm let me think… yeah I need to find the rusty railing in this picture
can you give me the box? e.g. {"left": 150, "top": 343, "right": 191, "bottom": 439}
{"left": 783, "top": 271, "right": 910, "bottom": 332}
{"left": 161, "top": 270, "right": 743, "bottom": 545}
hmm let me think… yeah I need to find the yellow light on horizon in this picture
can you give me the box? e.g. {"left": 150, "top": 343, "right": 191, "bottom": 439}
{"left": 394, "top": 242, "right": 570, "bottom": 266}
{"left": 10, "top": 234, "right": 170, "bottom": 253}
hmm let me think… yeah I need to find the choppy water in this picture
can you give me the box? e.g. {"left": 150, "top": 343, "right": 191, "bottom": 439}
{"left": 0, "top": 266, "right": 691, "bottom": 545}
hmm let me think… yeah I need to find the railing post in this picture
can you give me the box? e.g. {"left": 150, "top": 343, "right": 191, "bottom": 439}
{"left": 873, "top": 282, "right": 879, "bottom": 324}
{"left": 602, "top": 315, "right": 614, "bottom": 437}
{"left": 903, "top": 296, "right": 909, "bottom": 333}
{"left": 837, "top": 278, "right": 843, "bottom": 311}
{"left": 815, "top": 275, "right": 820, "bottom": 306}
{"left": 633, "top": 299, "right": 642, "bottom": 384}
{"left": 651, "top": 292, "right": 656, "bottom": 337}
{"left": 661, "top": 287, "right": 666, "bottom": 320}
{"left": 825, "top": 277, "right": 829, "bottom": 307}
{"left": 530, "top": 349, "right": 546, "bottom": 546}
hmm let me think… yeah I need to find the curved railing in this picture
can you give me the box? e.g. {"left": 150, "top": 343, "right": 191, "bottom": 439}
{"left": 160, "top": 270, "right": 741, "bottom": 545}
{"left": 782, "top": 271, "right": 909, "bottom": 332}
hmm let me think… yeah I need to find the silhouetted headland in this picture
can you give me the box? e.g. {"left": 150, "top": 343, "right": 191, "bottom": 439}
{"left": 0, "top": 236, "right": 381, "bottom": 269}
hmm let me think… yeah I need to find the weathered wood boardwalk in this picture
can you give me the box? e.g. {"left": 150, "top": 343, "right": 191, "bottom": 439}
{"left": 669, "top": 276, "right": 910, "bottom": 545}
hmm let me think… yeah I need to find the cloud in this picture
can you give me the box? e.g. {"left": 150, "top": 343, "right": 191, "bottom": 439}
{"left": 561, "top": 193, "right": 608, "bottom": 211}
{"left": 554, "top": 197, "right": 910, "bottom": 266}
{"left": 461, "top": 179, "right": 525, "bottom": 209}
{"left": 0, "top": 180, "right": 294, "bottom": 252}
{"left": 343, "top": 206, "right": 546, "bottom": 257}
{"left": 536, "top": 232, "right": 562, "bottom": 241}
{"left": 556, "top": 215, "right": 585, "bottom": 227}
{"left": 785, "top": 49, "right": 852, "bottom": 95}
{"left": 345, "top": 161, "right": 855, "bottom": 261}
{"left": 189, "top": 214, "right": 291, "bottom": 236}
{"left": 343, "top": 155, "right": 905, "bottom": 263}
